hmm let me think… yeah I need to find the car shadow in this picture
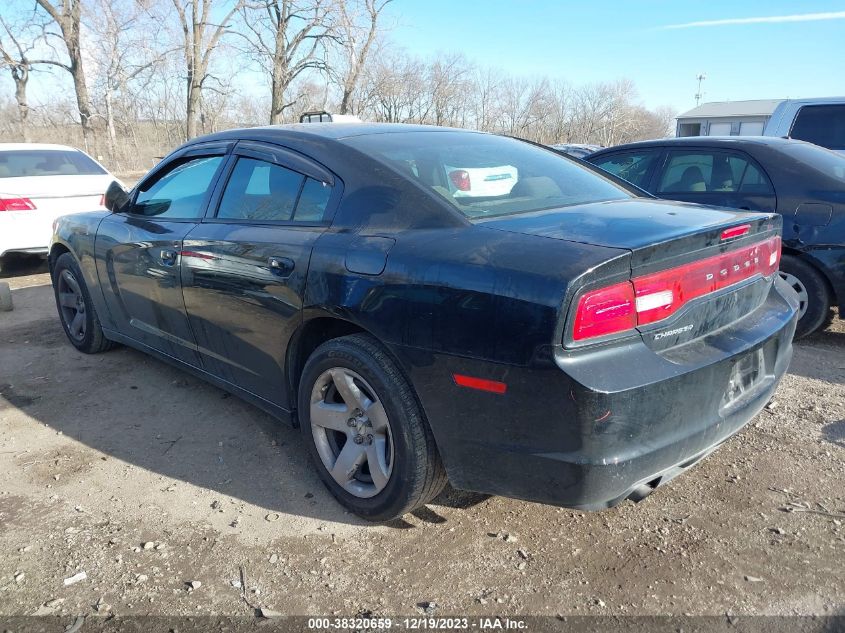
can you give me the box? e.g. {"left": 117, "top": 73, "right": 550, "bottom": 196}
{"left": 821, "top": 419, "right": 845, "bottom": 449}
{"left": 1, "top": 285, "right": 489, "bottom": 529}
{"left": 0, "top": 254, "right": 49, "bottom": 279}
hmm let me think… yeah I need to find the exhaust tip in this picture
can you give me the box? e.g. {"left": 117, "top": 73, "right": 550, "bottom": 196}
{"left": 628, "top": 477, "right": 662, "bottom": 503}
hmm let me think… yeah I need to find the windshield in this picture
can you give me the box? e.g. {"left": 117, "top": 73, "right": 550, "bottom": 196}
{"left": 781, "top": 142, "right": 845, "bottom": 182}
{"left": 345, "top": 131, "right": 631, "bottom": 219}
{"left": 0, "top": 149, "right": 107, "bottom": 178}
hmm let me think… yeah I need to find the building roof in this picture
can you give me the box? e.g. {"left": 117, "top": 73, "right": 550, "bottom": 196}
{"left": 677, "top": 99, "right": 784, "bottom": 120}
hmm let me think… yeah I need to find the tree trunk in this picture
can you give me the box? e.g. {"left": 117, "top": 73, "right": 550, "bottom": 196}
{"left": 269, "top": 14, "right": 287, "bottom": 125}
{"left": 11, "top": 67, "right": 30, "bottom": 142}
{"left": 34, "top": 0, "right": 94, "bottom": 148}
{"left": 104, "top": 85, "right": 117, "bottom": 160}
{"left": 186, "top": 69, "right": 200, "bottom": 138}
{"left": 270, "top": 78, "right": 283, "bottom": 124}
{"left": 339, "top": 87, "right": 353, "bottom": 115}
{"left": 184, "top": 10, "right": 204, "bottom": 139}
{"left": 270, "top": 64, "right": 292, "bottom": 124}
{"left": 65, "top": 37, "right": 93, "bottom": 148}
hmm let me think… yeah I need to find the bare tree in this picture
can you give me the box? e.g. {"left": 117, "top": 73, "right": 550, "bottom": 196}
{"left": 473, "top": 66, "right": 502, "bottom": 132}
{"left": 86, "top": 0, "right": 176, "bottom": 154}
{"left": 33, "top": 0, "right": 95, "bottom": 147}
{"left": 171, "top": 0, "right": 245, "bottom": 139}
{"left": 1, "top": 0, "right": 678, "bottom": 173}
{"left": 358, "top": 48, "right": 426, "bottom": 123}
{"left": 423, "top": 52, "right": 473, "bottom": 127}
{"left": 238, "top": 0, "right": 336, "bottom": 124}
{"left": 335, "top": 0, "right": 391, "bottom": 115}
{"left": 0, "top": 15, "right": 38, "bottom": 140}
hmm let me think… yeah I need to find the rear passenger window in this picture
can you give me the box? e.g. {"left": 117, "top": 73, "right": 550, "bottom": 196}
{"left": 217, "top": 158, "right": 303, "bottom": 221}
{"left": 659, "top": 153, "right": 712, "bottom": 193}
{"left": 658, "top": 151, "right": 773, "bottom": 194}
{"left": 591, "top": 151, "right": 658, "bottom": 189}
{"left": 790, "top": 104, "right": 845, "bottom": 151}
{"left": 736, "top": 161, "right": 774, "bottom": 194}
{"left": 216, "top": 157, "right": 333, "bottom": 223}
{"left": 295, "top": 178, "right": 332, "bottom": 222}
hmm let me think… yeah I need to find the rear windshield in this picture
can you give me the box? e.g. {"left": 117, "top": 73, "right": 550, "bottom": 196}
{"left": 790, "top": 104, "right": 845, "bottom": 151}
{"left": 0, "top": 150, "right": 107, "bottom": 178}
{"left": 781, "top": 142, "right": 845, "bottom": 182}
{"left": 345, "top": 132, "right": 630, "bottom": 219}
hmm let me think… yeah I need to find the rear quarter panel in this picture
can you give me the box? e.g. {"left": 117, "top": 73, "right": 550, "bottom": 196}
{"left": 305, "top": 225, "right": 630, "bottom": 366}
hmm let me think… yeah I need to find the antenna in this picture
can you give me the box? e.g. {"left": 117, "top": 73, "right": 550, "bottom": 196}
{"left": 695, "top": 73, "right": 707, "bottom": 106}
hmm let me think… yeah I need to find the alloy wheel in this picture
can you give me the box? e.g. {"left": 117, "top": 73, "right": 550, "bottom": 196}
{"left": 778, "top": 271, "right": 809, "bottom": 319}
{"left": 309, "top": 367, "right": 394, "bottom": 499}
{"left": 57, "top": 269, "right": 87, "bottom": 340}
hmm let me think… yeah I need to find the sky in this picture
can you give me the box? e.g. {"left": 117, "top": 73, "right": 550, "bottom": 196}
{"left": 3, "top": 0, "right": 844, "bottom": 118}
{"left": 385, "top": 0, "right": 845, "bottom": 114}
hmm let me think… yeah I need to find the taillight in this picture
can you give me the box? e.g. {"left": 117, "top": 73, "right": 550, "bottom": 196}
{"left": 0, "top": 197, "right": 36, "bottom": 212}
{"left": 449, "top": 170, "right": 471, "bottom": 191}
{"left": 573, "top": 281, "right": 636, "bottom": 341}
{"left": 99, "top": 193, "right": 106, "bottom": 207}
{"left": 572, "top": 235, "right": 782, "bottom": 342}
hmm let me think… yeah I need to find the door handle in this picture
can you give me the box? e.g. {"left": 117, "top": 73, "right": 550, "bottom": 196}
{"left": 160, "top": 248, "right": 178, "bottom": 266}
{"left": 268, "top": 256, "right": 295, "bottom": 277}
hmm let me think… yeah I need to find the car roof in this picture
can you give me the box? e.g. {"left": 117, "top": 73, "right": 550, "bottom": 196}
{"left": 591, "top": 136, "right": 802, "bottom": 154}
{"left": 194, "top": 122, "right": 480, "bottom": 144}
{"left": 0, "top": 143, "right": 85, "bottom": 152}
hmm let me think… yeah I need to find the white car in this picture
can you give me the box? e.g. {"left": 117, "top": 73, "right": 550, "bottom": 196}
{"left": 444, "top": 163, "right": 518, "bottom": 198}
{"left": 0, "top": 143, "right": 115, "bottom": 269}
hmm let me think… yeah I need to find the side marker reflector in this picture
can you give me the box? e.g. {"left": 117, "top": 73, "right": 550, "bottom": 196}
{"left": 453, "top": 374, "right": 507, "bottom": 394}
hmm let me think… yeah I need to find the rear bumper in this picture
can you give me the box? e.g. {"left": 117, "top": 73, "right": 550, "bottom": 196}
{"left": 0, "top": 247, "right": 48, "bottom": 257}
{"left": 394, "top": 275, "right": 797, "bottom": 509}
{"left": 1, "top": 209, "right": 94, "bottom": 259}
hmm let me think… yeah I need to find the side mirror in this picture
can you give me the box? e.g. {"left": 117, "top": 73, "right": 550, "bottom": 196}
{"left": 104, "top": 180, "right": 130, "bottom": 213}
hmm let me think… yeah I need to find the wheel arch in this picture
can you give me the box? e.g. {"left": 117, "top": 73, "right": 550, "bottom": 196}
{"left": 48, "top": 241, "right": 72, "bottom": 278}
{"left": 285, "top": 313, "right": 437, "bottom": 440}
{"left": 286, "top": 314, "right": 371, "bottom": 424}
{"left": 780, "top": 246, "right": 838, "bottom": 306}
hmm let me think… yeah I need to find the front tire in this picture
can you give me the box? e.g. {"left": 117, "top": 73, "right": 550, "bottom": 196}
{"left": 778, "top": 255, "right": 832, "bottom": 338}
{"left": 298, "top": 334, "right": 447, "bottom": 521}
{"left": 52, "top": 252, "right": 115, "bottom": 353}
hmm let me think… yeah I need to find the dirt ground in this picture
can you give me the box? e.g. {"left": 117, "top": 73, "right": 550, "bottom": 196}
{"left": 1, "top": 258, "right": 843, "bottom": 621}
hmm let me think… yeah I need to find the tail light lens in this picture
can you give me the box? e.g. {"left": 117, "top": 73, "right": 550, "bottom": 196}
{"left": 99, "top": 193, "right": 106, "bottom": 207}
{"left": 0, "top": 197, "right": 36, "bottom": 212}
{"left": 572, "top": 235, "right": 782, "bottom": 342}
{"left": 449, "top": 169, "right": 471, "bottom": 191}
{"left": 573, "top": 281, "right": 636, "bottom": 341}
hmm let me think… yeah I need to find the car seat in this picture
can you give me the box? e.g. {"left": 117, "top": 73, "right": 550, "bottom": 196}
{"left": 667, "top": 166, "right": 706, "bottom": 192}
{"left": 509, "top": 176, "right": 563, "bottom": 198}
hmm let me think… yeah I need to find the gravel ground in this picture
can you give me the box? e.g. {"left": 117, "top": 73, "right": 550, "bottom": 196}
{"left": 1, "top": 259, "right": 843, "bottom": 620}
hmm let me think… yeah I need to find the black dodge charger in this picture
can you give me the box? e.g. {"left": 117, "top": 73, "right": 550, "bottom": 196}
{"left": 49, "top": 124, "right": 798, "bottom": 520}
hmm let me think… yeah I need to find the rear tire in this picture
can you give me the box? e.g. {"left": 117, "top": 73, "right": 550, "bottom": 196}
{"left": 52, "top": 252, "right": 115, "bottom": 353}
{"left": 778, "top": 254, "right": 832, "bottom": 338}
{"left": 298, "top": 334, "right": 447, "bottom": 521}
